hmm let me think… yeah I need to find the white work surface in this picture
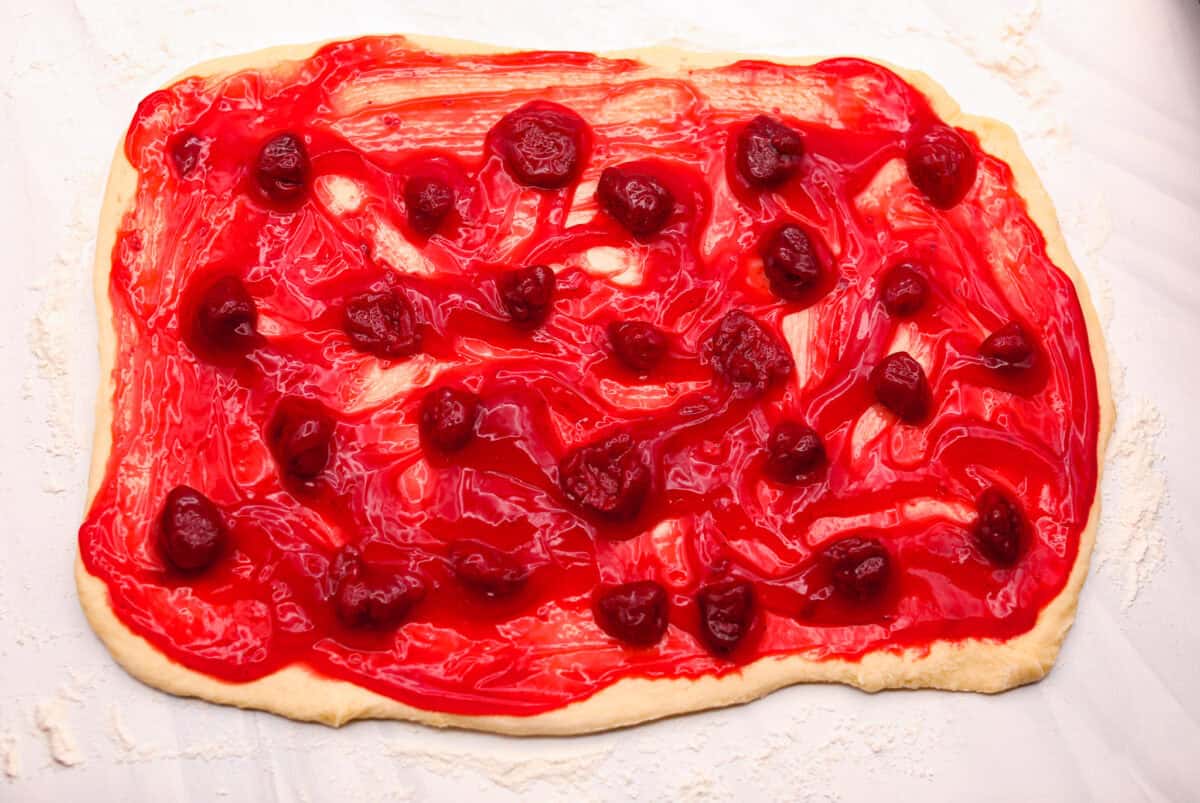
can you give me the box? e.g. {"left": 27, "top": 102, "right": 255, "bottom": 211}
{"left": 2, "top": 0, "right": 1198, "bottom": 800}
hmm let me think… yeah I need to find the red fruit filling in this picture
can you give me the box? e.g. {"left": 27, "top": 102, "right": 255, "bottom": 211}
{"left": 607, "top": 320, "right": 668, "bottom": 375}
{"left": 418, "top": 387, "right": 479, "bottom": 453}
{"left": 170, "top": 131, "right": 205, "bottom": 177}
{"left": 980, "top": 321, "right": 1037, "bottom": 373}
{"left": 559, "top": 432, "right": 650, "bottom": 524}
{"left": 187, "top": 275, "right": 258, "bottom": 357}
{"left": 594, "top": 581, "right": 669, "bottom": 646}
{"left": 404, "top": 174, "right": 456, "bottom": 235}
{"left": 266, "top": 397, "right": 336, "bottom": 481}
{"left": 973, "top": 487, "right": 1025, "bottom": 566}
{"left": 760, "top": 223, "right": 824, "bottom": 301}
{"left": 879, "top": 263, "right": 928, "bottom": 317}
{"left": 490, "top": 101, "right": 589, "bottom": 189}
{"left": 336, "top": 566, "right": 426, "bottom": 629}
{"left": 254, "top": 132, "right": 310, "bottom": 205}
{"left": 342, "top": 291, "right": 422, "bottom": 359}
{"left": 735, "top": 115, "right": 804, "bottom": 188}
{"left": 498, "top": 265, "right": 556, "bottom": 328}
{"left": 158, "top": 485, "right": 226, "bottom": 572}
{"left": 697, "top": 580, "right": 756, "bottom": 656}
{"left": 448, "top": 540, "right": 529, "bottom": 599}
{"left": 822, "top": 537, "right": 890, "bottom": 601}
{"left": 906, "top": 125, "right": 977, "bottom": 209}
{"left": 764, "top": 421, "right": 826, "bottom": 483}
{"left": 705, "top": 310, "right": 793, "bottom": 398}
{"left": 870, "top": 352, "right": 931, "bottom": 423}
{"left": 596, "top": 166, "right": 674, "bottom": 237}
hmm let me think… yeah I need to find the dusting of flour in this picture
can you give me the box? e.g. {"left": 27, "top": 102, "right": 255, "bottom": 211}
{"left": 928, "top": 1, "right": 1069, "bottom": 147}
{"left": 106, "top": 706, "right": 258, "bottom": 763}
{"left": 25, "top": 198, "right": 98, "bottom": 494}
{"left": 952, "top": 2, "right": 1055, "bottom": 105}
{"left": 1096, "top": 393, "right": 1168, "bottom": 608}
{"left": 108, "top": 707, "right": 148, "bottom": 761}
{"left": 33, "top": 698, "right": 84, "bottom": 767}
{"left": 384, "top": 738, "right": 613, "bottom": 795}
{"left": 610, "top": 706, "right": 944, "bottom": 802}
{"left": 1056, "top": 182, "right": 1169, "bottom": 608}
{"left": 0, "top": 733, "right": 21, "bottom": 780}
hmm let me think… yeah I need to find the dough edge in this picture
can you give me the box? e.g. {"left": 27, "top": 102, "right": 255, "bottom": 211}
{"left": 76, "top": 33, "right": 1116, "bottom": 736}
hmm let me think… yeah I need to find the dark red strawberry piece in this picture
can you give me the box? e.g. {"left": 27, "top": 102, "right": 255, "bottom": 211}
{"left": 342, "top": 291, "right": 422, "bottom": 359}
{"left": 735, "top": 115, "right": 804, "bottom": 188}
{"left": 254, "top": 132, "right": 309, "bottom": 205}
{"left": 596, "top": 166, "right": 674, "bottom": 237}
{"left": 760, "top": 223, "right": 823, "bottom": 301}
{"left": 419, "top": 387, "right": 479, "bottom": 453}
{"left": 697, "top": 580, "right": 756, "bottom": 656}
{"left": 267, "top": 397, "right": 335, "bottom": 481}
{"left": 607, "top": 320, "right": 668, "bottom": 374}
{"left": 491, "top": 101, "right": 589, "bottom": 189}
{"left": 906, "top": 125, "right": 977, "bottom": 209}
{"left": 973, "top": 487, "right": 1025, "bottom": 566}
{"left": 190, "top": 275, "right": 258, "bottom": 355}
{"left": 404, "top": 174, "right": 455, "bottom": 235}
{"left": 764, "top": 421, "right": 826, "bottom": 483}
{"left": 498, "top": 264, "right": 556, "bottom": 328}
{"left": 705, "top": 310, "right": 793, "bottom": 398}
{"left": 594, "top": 581, "right": 669, "bottom": 646}
{"left": 870, "top": 352, "right": 931, "bottom": 423}
{"left": 822, "top": 536, "right": 890, "bottom": 601}
{"left": 880, "top": 263, "right": 928, "bottom": 317}
{"left": 559, "top": 432, "right": 650, "bottom": 523}
{"left": 980, "top": 321, "right": 1037, "bottom": 373}
{"left": 448, "top": 540, "right": 529, "bottom": 599}
{"left": 158, "top": 485, "right": 226, "bottom": 572}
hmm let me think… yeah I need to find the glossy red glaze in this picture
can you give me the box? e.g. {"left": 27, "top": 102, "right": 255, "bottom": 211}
{"left": 80, "top": 38, "right": 1100, "bottom": 718}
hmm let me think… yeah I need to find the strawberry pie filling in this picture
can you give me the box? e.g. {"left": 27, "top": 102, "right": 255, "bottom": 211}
{"left": 79, "top": 38, "right": 1101, "bottom": 716}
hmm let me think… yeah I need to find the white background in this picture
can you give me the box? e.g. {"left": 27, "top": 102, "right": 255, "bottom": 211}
{"left": 2, "top": 0, "right": 1198, "bottom": 801}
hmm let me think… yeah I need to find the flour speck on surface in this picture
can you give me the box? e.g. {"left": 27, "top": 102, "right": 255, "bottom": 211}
{"left": 33, "top": 699, "right": 84, "bottom": 767}
{"left": 611, "top": 703, "right": 943, "bottom": 802}
{"left": 0, "top": 733, "right": 21, "bottom": 780}
{"left": 61, "top": 670, "right": 98, "bottom": 704}
{"left": 671, "top": 772, "right": 719, "bottom": 802}
{"left": 25, "top": 199, "right": 98, "bottom": 495}
{"left": 108, "top": 707, "right": 153, "bottom": 761}
{"left": 943, "top": 1, "right": 1054, "bottom": 104}
{"left": 744, "top": 705, "right": 942, "bottom": 801}
{"left": 1097, "top": 396, "right": 1168, "bottom": 608}
{"left": 935, "top": 0, "right": 1070, "bottom": 148}
{"left": 384, "top": 738, "right": 613, "bottom": 794}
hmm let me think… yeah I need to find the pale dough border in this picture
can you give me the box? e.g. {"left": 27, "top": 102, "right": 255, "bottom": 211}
{"left": 76, "top": 34, "right": 1115, "bottom": 736}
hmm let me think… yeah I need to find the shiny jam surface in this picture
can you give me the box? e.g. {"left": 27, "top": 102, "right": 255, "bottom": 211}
{"left": 80, "top": 37, "right": 1101, "bottom": 717}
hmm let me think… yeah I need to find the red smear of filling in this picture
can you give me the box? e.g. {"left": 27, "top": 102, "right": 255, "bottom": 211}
{"left": 80, "top": 38, "right": 1100, "bottom": 718}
